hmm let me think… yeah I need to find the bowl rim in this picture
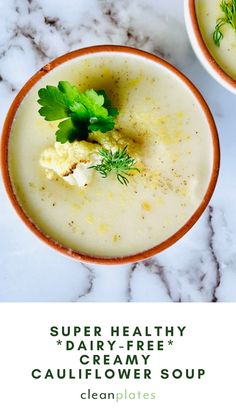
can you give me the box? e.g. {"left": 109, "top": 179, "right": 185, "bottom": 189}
{"left": 0, "top": 44, "right": 220, "bottom": 265}
{"left": 187, "top": 0, "right": 236, "bottom": 91}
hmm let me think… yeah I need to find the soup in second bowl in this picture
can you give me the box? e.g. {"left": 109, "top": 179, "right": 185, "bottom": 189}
{"left": 196, "top": 0, "right": 236, "bottom": 80}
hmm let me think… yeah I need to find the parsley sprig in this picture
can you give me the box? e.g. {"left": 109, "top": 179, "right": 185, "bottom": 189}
{"left": 213, "top": 0, "right": 236, "bottom": 47}
{"left": 38, "top": 81, "right": 118, "bottom": 143}
{"left": 89, "top": 145, "right": 140, "bottom": 186}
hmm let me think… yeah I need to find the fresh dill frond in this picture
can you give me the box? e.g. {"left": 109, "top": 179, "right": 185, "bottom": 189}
{"left": 213, "top": 0, "right": 236, "bottom": 47}
{"left": 89, "top": 145, "right": 140, "bottom": 186}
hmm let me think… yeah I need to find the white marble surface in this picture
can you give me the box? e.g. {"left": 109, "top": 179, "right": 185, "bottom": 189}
{"left": 0, "top": 0, "right": 236, "bottom": 302}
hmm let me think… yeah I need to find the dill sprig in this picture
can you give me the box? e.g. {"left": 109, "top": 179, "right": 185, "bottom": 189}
{"left": 213, "top": 0, "right": 236, "bottom": 47}
{"left": 89, "top": 145, "right": 140, "bottom": 186}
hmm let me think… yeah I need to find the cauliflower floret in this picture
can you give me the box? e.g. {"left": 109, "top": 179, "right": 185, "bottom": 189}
{"left": 90, "top": 130, "right": 139, "bottom": 159}
{"left": 40, "top": 140, "right": 100, "bottom": 187}
{"left": 39, "top": 130, "right": 141, "bottom": 187}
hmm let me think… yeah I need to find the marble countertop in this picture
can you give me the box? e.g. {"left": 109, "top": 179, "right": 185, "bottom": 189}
{"left": 0, "top": 0, "right": 236, "bottom": 302}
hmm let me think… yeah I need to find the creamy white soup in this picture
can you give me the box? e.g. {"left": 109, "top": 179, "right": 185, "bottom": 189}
{"left": 196, "top": 0, "right": 236, "bottom": 80}
{"left": 9, "top": 52, "right": 213, "bottom": 258}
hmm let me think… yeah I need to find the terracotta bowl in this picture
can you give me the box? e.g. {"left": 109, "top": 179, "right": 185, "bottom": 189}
{"left": 1, "top": 45, "right": 220, "bottom": 265}
{"left": 184, "top": 0, "right": 236, "bottom": 94}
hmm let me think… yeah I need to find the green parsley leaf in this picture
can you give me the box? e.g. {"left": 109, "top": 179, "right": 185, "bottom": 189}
{"left": 56, "top": 118, "right": 90, "bottom": 143}
{"left": 38, "top": 81, "right": 119, "bottom": 143}
{"left": 88, "top": 115, "right": 116, "bottom": 133}
{"left": 58, "top": 81, "right": 80, "bottom": 105}
{"left": 96, "top": 89, "right": 119, "bottom": 117}
{"left": 69, "top": 102, "right": 89, "bottom": 121}
{"left": 56, "top": 119, "right": 81, "bottom": 143}
{"left": 38, "top": 85, "right": 69, "bottom": 121}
